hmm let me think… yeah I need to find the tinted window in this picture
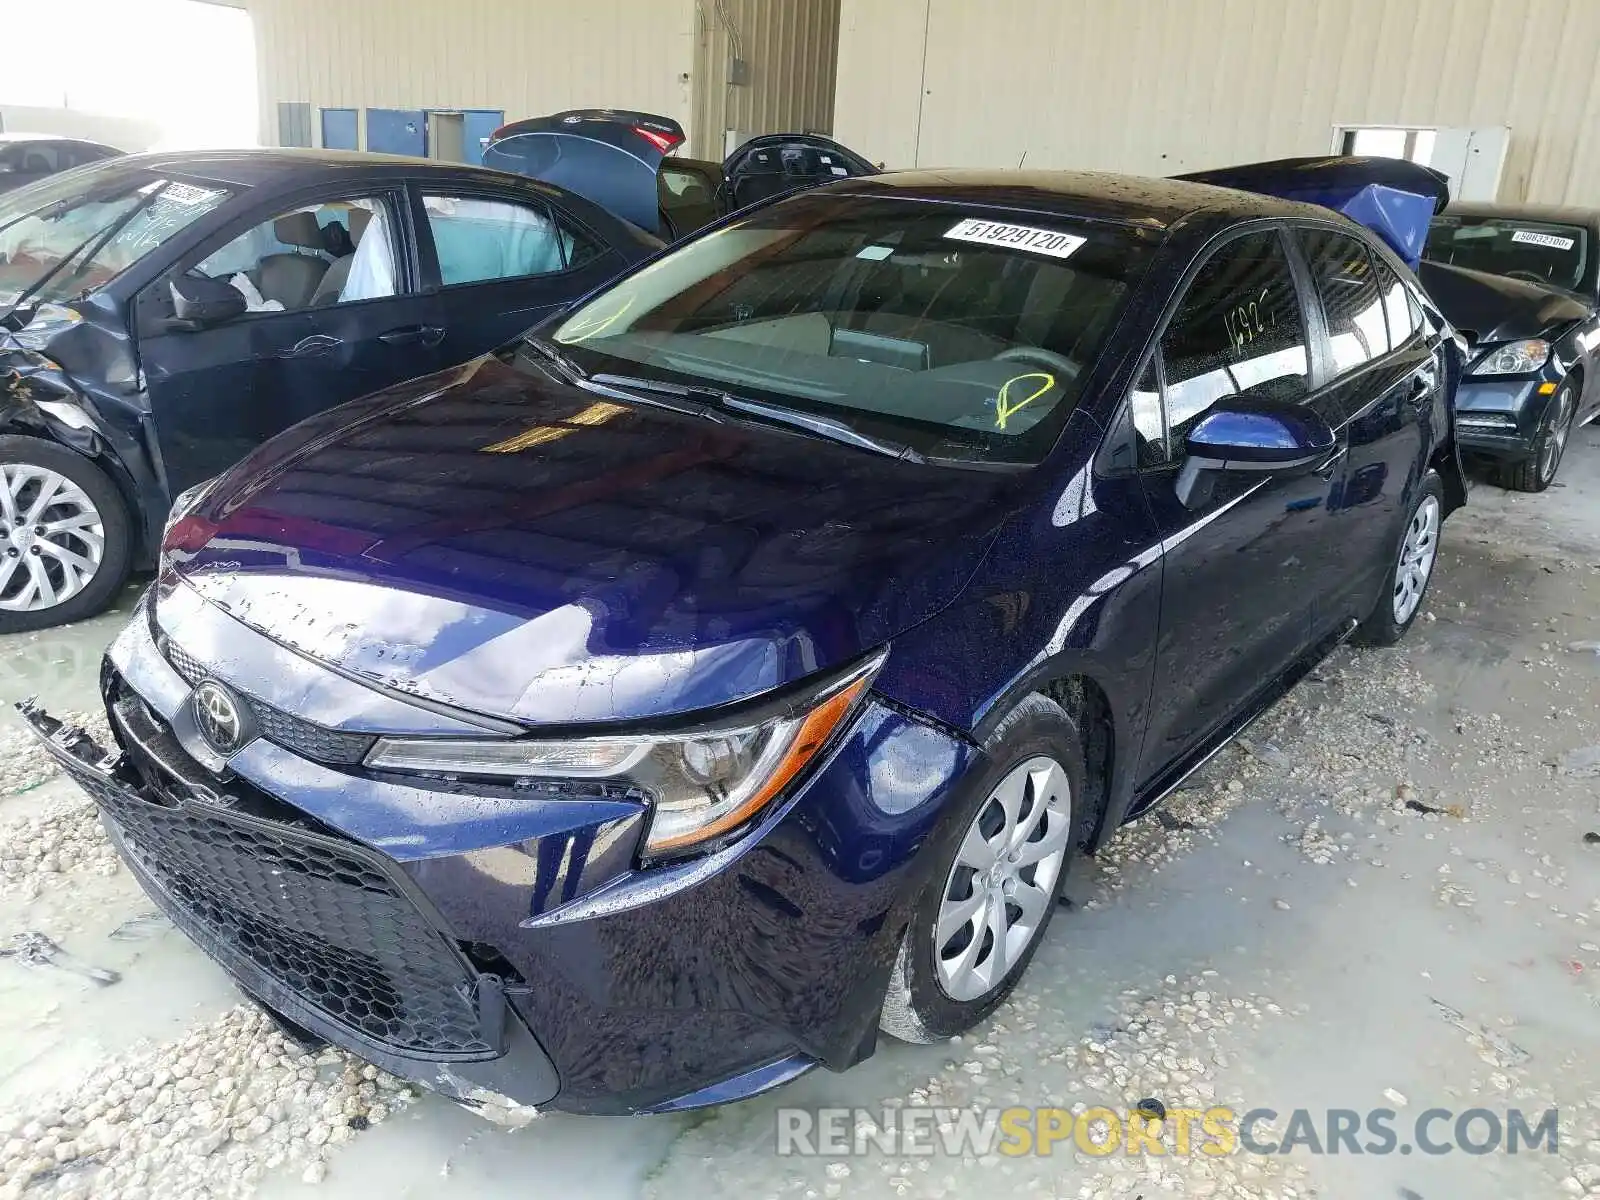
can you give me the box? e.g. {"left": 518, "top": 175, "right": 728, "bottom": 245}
{"left": 1159, "top": 230, "right": 1310, "bottom": 452}
{"left": 1424, "top": 216, "right": 1587, "bottom": 292}
{"left": 1372, "top": 257, "right": 1417, "bottom": 346}
{"left": 1301, "top": 229, "right": 1389, "bottom": 375}
{"left": 553, "top": 194, "right": 1153, "bottom": 465}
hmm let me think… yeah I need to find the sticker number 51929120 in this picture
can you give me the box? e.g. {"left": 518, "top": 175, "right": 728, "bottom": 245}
{"left": 943, "top": 218, "right": 1087, "bottom": 260}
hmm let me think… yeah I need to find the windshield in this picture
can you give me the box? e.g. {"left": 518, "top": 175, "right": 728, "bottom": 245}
{"left": 551, "top": 194, "right": 1154, "bottom": 464}
{"left": 0, "top": 174, "right": 232, "bottom": 308}
{"left": 1422, "top": 216, "right": 1589, "bottom": 293}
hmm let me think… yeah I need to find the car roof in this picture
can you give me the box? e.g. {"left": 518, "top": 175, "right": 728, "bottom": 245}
{"left": 1444, "top": 201, "right": 1600, "bottom": 229}
{"left": 90, "top": 147, "right": 521, "bottom": 188}
{"left": 826, "top": 168, "right": 1343, "bottom": 232}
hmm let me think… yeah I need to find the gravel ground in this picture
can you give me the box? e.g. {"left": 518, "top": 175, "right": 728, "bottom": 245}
{"left": 0, "top": 429, "right": 1597, "bottom": 1199}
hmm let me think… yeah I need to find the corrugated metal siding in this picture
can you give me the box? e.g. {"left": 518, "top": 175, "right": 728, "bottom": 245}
{"left": 247, "top": 0, "right": 697, "bottom": 148}
{"left": 834, "top": 0, "right": 1600, "bottom": 204}
{"left": 691, "top": 0, "right": 841, "bottom": 158}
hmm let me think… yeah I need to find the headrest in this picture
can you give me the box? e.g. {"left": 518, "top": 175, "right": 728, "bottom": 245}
{"left": 347, "top": 207, "right": 372, "bottom": 241}
{"left": 273, "top": 211, "right": 324, "bottom": 249}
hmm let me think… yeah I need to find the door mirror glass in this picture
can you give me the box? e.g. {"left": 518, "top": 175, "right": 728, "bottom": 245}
{"left": 169, "top": 275, "right": 247, "bottom": 328}
{"left": 1176, "top": 396, "right": 1335, "bottom": 506}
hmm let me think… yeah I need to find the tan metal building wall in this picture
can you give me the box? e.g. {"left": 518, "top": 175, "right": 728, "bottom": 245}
{"left": 835, "top": 0, "right": 1600, "bottom": 205}
{"left": 691, "top": 0, "right": 842, "bottom": 158}
{"left": 246, "top": 0, "right": 699, "bottom": 147}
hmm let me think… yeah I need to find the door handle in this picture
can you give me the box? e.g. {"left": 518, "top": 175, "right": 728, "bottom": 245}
{"left": 379, "top": 325, "right": 445, "bottom": 347}
{"left": 278, "top": 333, "right": 343, "bottom": 359}
{"left": 1409, "top": 367, "right": 1439, "bottom": 403}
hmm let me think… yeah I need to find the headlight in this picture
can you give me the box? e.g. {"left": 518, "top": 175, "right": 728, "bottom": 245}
{"left": 1468, "top": 339, "right": 1550, "bottom": 376}
{"left": 365, "top": 651, "right": 886, "bottom": 858}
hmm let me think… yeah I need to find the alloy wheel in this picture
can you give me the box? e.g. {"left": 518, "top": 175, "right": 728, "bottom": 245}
{"left": 0, "top": 465, "right": 105, "bottom": 613}
{"left": 1391, "top": 495, "right": 1440, "bottom": 625}
{"left": 935, "top": 755, "right": 1073, "bottom": 1002}
{"left": 1538, "top": 387, "right": 1575, "bottom": 484}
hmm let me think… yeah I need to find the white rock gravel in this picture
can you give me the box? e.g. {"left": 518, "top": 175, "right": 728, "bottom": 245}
{"left": 0, "top": 1003, "right": 415, "bottom": 1200}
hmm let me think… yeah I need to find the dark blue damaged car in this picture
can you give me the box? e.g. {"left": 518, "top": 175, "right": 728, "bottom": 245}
{"left": 22, "top": 157, "right": 1468, "bottom": 1116}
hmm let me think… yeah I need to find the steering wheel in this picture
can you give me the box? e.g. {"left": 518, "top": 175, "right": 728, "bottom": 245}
{"left": 1505, "top": 270, "right": 1550, "bottom": 285}
{"left": 993, "top": 346, "right": 1079, "bottom": 379}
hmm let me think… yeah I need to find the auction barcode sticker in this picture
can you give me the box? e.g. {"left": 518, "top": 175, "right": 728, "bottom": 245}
{"left": 944, "top": 218, "right": 1086, "bottom": 260}
{"left": 1510, "top": 229, "right": 1576, "bottom": 250}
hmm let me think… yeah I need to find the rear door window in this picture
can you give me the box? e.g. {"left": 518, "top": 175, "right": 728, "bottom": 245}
{"left": 1372, "top": 256, "right": 1419, "bottom": 347}
{"left": 1158, "top": 229, "right": 1310, "bottom": 457}
{"left": 420, "top": 193, "right": 598, "bottom": 285}
{"left": 1300, "top": 229, "right": 1390, "bottom": 376}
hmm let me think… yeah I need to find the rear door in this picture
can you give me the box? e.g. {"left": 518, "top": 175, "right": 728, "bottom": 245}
{"left": 722, "top": 135, "right": 879, "bottom": 212}
{"left": 410, "top": 183, "right": 630, "bottom": 364}
{"left": 1290, "top": 225, "right": 1439, "bottom": 633}
{"left": 135, "top": 183, "right": 445, "bottom": 493}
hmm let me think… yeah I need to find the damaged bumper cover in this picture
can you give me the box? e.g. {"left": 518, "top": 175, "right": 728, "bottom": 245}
{"left": 17, "top": 700, "right": 562, "bottom": 1111}
{"left": 19, "top": 582, "right": 978, "bottom": 1114}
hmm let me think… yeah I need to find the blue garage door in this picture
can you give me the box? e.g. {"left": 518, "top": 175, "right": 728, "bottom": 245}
{"left": 320, "top": 108, "right": 359, "bottom": 150}
{"left": 366, "top": 109, "right": 426, "bottom": 156}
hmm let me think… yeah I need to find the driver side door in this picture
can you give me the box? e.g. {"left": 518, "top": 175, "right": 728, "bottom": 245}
{"left": 1133, "top": 227, "right": 1351, "bottom": 787}
{"left": 134, "top": 185, "right": 441, "bottom": 494}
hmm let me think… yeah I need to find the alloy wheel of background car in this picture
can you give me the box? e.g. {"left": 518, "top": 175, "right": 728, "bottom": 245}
{"left": 934, "top": 754, "right": 1074, "bottom": 1002}
{"left": 880, "top": 694, "right": 1090, "bottom": 1044}
{"left": 1391, "top": 494, "right": 1441, "bottom": 627}
{"left": 1503, "top": 379, "right": 1577, "bottom": 493}
{"left": 0, "top": 436, "right": 132, "bottom": 634}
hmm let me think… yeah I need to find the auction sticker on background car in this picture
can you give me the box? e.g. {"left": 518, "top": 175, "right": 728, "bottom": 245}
{"left": 943, "top": 218, "right": 1086, "bottom": 258}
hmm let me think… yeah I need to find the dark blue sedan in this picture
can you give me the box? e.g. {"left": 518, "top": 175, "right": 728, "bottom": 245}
{"left": 0, "top": 149, "right": 660, "bottom": 631}
{"left": 24, "top": 159, "right": 1466, "bottom": 1116}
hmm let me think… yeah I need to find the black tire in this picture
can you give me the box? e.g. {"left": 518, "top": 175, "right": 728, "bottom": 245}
{"left": 879, "top": 693, "right": 1094, "bottom": 1044}
{"left": 1500, "top": 378, "right": 1577, "bottom": 493}
{"left": 0, "top": 435, "right": 132, "bottom": 634}
{"left": 1353, "top": 471, "right": 1445, "bottom": 648}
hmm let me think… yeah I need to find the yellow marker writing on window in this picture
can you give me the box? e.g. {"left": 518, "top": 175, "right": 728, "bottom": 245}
{"left": 995, "top": 372, "right": 1057, "bottom": 431}
{"left": 558, "top": 294, "right": 635, "bottom": 342}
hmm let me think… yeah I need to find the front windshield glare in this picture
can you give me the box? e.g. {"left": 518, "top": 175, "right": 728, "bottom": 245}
{"left": 0, "top": 176, "right": 232, "bottom": 307}
{"left": 553, "top": 195, "right": 1153, "bottom": 463}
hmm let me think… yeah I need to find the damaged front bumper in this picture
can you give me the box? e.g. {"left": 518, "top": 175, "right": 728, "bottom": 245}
{"left": 20, "top": 580, "right": 980, "bottom": 1114}
{"left": 16, "top": 700, "right": 561, "bottom": 1112}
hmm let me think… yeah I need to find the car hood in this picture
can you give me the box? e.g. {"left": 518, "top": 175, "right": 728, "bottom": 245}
{"left": 169, "top": 355, "right": 1018, "bottom": 727}
{"left": 1418, "top": 260, "right": 1591, "bottom": 343}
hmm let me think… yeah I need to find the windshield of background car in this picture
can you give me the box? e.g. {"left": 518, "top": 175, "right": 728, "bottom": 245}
{"left": 1422, "top": 216, "right": 1589, "bottom": 293}
{"left": 0, "top": 174, "right": 232, "bottom": 307}
{"left": 551, "top": 194, "right": 1154, "bottom": 464}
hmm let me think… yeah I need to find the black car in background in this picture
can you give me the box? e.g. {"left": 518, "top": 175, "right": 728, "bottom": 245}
{"left": 483, "top": 109, "right": 879, "bottom": 240}
{"left": 0, "top": 149, "right": 661, "bottom": 630}
{"left": 1421, "top": 204, "right": 1600, "bottom": 490}
{"left": 0, "top": 133, "right": 122, "bottom": 194}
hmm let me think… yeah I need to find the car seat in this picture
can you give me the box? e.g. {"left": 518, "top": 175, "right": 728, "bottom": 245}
{"left": 256, "top": 212, "right": 331, "bottom": 309}
{"left": 309, "top": 209, "right": 371, "bottom": 307}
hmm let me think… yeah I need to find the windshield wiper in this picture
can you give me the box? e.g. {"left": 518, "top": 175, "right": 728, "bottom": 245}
{"left": 582, "top": 373, "right": 725, "bottom": 423}
{"left": 719, "top": 394, "right": 925, "bottom": 463}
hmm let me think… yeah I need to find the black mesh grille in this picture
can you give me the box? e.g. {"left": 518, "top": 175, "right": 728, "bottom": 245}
{"left": 104, "top": 694, "right": 495, "bottom": 1058}
{"left": 159, "top": 638, "right": 374, "bottom": 766}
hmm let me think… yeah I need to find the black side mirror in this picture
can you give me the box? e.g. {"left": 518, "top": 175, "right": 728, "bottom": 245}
{"left": 168, "top": 276, "right": 246, "bottom": 330}
{"left": 1176, "top": 395, "right": 1336, "bottom": 507}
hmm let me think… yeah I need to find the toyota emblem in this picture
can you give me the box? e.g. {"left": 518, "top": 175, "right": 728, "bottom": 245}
{"left": 193, "top": 681, "right": 246, "bottom": 756}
